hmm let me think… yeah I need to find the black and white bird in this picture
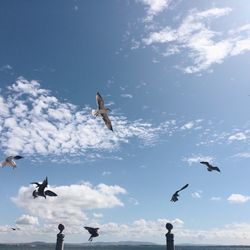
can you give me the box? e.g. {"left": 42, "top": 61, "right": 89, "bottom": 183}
{"left": 31, "top": 177, "right": 57, "bottom": 199}
{"left": 92, "top": 92, "right": 113, "bottom": 131}
{"left": 200, "top": 161, "right": 221, "bottom": 172}
{"left": 84, "top": 226, "right": 99, "bottom": 242}
{"left": 1, "top": 155, "right": 23, "bottom": 169}
{"left": 171, "top": 184, "right": 189, "bottom": 202}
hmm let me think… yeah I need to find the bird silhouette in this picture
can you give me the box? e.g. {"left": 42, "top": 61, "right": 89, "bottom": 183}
{"left": 1, "top": 155, "right": 23, "bottom": 169}
{"left": 92, "top": 92, "right": 113, "bottom": 131}
{"left": 84, "top": 226, "right": 99, "bottom": 242}
{"left": 200, "top": 161, "right": 221, "bottom": 172}
{"left": 171, "top": 184, "right": 189, "bottom": 202}
{"left": 11, "top": 227, "right": 20, "bottom": 231}
{"left": 31, "top": 177, "right": 57, "bottom": 199}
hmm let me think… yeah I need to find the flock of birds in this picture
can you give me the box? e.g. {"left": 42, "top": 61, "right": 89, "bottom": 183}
{"left": 0, "top": 92, "right": 221, "bottom": 242}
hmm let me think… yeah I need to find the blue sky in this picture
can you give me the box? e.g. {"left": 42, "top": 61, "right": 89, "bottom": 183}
{"left": 1, "top": 0, "right": 250, "bottom": 245}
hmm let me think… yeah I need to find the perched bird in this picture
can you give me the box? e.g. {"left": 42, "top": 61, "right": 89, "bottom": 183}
{"left": 1, "top": 155, "right": 23, "bottom": 169}
{"left": 200, "top": 161, "right": 221, "bottom": 172}
{"left": 31, "top": 177, "right": 57, "bottom": 199}
{"left": 92, "top": 92, "right": 113, "bottom": 131}
{"left": 171, "top": 184, "right": 189, "bottom": 202}
{"left": 84, "top": 226, "right": 99, "bottom": 242}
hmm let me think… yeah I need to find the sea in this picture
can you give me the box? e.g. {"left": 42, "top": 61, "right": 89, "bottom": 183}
{"left": 0, "top": 245, "right": 250, "bottom": 250}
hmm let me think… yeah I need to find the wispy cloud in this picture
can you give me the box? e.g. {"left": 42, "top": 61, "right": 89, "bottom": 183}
{"left": 141, "top": 7, "right": 250, "bottom": 73}
{"left": 138, "top": 0, "right": 172, "bottom": 22}
{"left": 183, "top": 155, "right": 214, "bottom": 166}
{"left": 191, "top": 191, "right": 202, "bottom": 199}
{"left": 121, "top": 93, "right": 133, "bottom": 99}
{"left": 227, "top": 194, "right": 250, "bottom": 204}
{"left": 210, "top": 196, "right": 221, "bottom": 201}
{"left": 16, "top": 215, "right": 39, "bottom": 225}
{"left": 0, "top": 77, "right": 176, "bottom": 160}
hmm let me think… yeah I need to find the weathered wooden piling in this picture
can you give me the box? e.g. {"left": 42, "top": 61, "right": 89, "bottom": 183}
{"left": 55, "top": 224, "right": 65, "bottom": 250}
{"left": 165, "top": 223, "right": 174, "bottom": 250}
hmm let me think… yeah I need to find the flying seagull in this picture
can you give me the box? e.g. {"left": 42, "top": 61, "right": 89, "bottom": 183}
{"left": 84, "top": 226, "right": 99, "bottom": 242}
{"left": 11, "top": 227, "right": 20, "bottom": 231}
{"left": 1, "top": 155, "right": 23, "bottom": 169}
{"left": 171, "top": 184, "right": 189, "bottom": 202}
{"left": 31, "top": 177, "right": 57, "bottom": 199}
{"left": 200, "top": 161, "right": 221, "bottom": 172}
{"left": 92, "top": 92, "right": 113, "bottom": 131}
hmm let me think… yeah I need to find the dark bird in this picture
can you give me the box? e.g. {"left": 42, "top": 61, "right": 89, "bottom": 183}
{"left": 200, "top": 161, "right": 221, "bottom": 172}
{"left": 31, "top": 177, "right": 57, "bottom": 199}
{"left": 92, "top": 92, "right": 113, "bottom": 131}
{"left": 11, "top": 227, "right": 20, "bottom": 231}
{"left": 84, "top": 226, "right": 99, "bottom": 242}
{"left": 1, "top": 155, "right": 23, "bottom": 169}
{"left": 171, "top": 184, "right": 189, "bottom": 202}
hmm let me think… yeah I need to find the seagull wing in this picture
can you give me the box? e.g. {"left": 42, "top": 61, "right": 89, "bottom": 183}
{"left": 177, "top": 184, "right": 189, "bottom": 192}
{"left": 45, "top": 190, "right": 57, "bottom": 197}
{"left": 200, "top": 161, "right": 210, "bottom": 167}
{"left": 13, "top": 156, "right": 23, "bottom": 160}
{"left": 211, "top": 166, "right": 221, "bottom": 172}
{"left": 96, "top": 92, "right": 105, "bottom": 109}
{"left": 84, "top": 227, "right": 97, "bottom": 234}
{"left": 42, "top": 177, "right": 48, "bottom": 187}
{"left": 101, "top": 113, "right": 113, "bottom": 131}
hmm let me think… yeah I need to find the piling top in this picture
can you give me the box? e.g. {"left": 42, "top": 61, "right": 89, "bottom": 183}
{"left": 166, "top": 223, "right": 173, "bottom": 234}
{"left": 58, "top": 224, "right": 65, "bottom": 234}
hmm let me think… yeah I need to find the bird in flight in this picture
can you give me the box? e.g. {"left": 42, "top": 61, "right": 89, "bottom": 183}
{"left": 1, "top": 155, "right": 23, "bottom": 169}
{"left": 200, "top": 161, "right": 221, "bottom": 172}
{"left": 92, "top": 92, "right": 113, "bottom": 131}
{"left": 171, "top": 184, "right": 189, "bottom": 202}
{"left": 31, "top": 177, "right": 57, "bottom": 199}
{"left": 11, "top": 227, "right": 20, "bottom": 231}
{"left": 84, "top": 226, "right": 99, "bottom": 242}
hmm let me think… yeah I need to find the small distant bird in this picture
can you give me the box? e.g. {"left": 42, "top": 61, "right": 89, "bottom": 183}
{"left": 92, "top": 92, "right": 113, "bottom": 131}
{"left": 11, "top": 227, "right": 20, "bottom": 231}
{"left": 1, "top": 155, "right": 23, "bottom": 169}
{"left": 171, "top": 184, "right": 189, "bottom": 202}
{"left": 200, "top": 161, "right": 221, "bottom": 172}
{"left": 84, "top": 226, "right": 99, "bottom": 242}
{"left": 31, "top": 177, "right": 57, "bottom": 199}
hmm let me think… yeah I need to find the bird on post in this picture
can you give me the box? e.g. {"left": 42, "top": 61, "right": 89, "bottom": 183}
{"left": 200, "top": 161, "right": 221, "bottom": 172}
{"left": 31, "top": 177, "right": 57, "bottom": 199}
{"left": 171, "top": 184, "right": 189, "bottom": 202}
{"left": 1, "top": 155, "right": 24, "bottom": 169}
{"left": 92, "top": 92, "right": 113, "bottom": 131}
{"left": 84, "top": 226, "right": 99, "bottom": 242}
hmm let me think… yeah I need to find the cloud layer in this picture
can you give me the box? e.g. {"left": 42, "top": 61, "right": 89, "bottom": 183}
{"left": 0, "top": 77, "right": 174, "bottom": 160}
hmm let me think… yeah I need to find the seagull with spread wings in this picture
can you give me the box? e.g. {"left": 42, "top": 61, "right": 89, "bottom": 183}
{"left": 31, "top": 177, "right": 57, "bottom": 199}
{"left": 92, "top": 92, "right": 113, "bottom": 131}
{"left": 84, "top": 226, "right": 99, "bottom": 242}
{"left": 1, "top": 155, "right": 24, "bottom": 169}
{"left": 171, "top": 184, "right": 189, "bottom": 202}
{"left": 200, "top": 161, "right": 221, "bottom": 172}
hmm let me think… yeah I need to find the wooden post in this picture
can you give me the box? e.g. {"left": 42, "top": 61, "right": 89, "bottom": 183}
{"left": 165, "top": 223, "right": 174, "bottom": 250}
{"left": 55, "top": 224, "right": 65, "bottom": 250}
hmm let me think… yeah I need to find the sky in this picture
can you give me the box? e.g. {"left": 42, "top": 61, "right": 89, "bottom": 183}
{"left": 0, "top": 0, "right": 250, "bottom": 245}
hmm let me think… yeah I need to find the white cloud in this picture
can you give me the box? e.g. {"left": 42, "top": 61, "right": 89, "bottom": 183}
{"left": 121, "top": 93, "right": 133, "bottom": 98}
{"left": 233, "top": 152, "right": 250, "bottom": 158}
{"left": 191, "top": 191, "right": 202, "bottom": 199}
{"left": 16, "top": 215, "right": 39, "bottom": 225}
{"left": 228, "top": 132, "right": 247, "bottom": 141}
{"left": 102, "top": 171, "right": 111, "bottom": 176}
{"left": 0, "top": 78, "right": 175, "bottom": 159}
{"left": 180, "top": 121, "right": 194, "bottom": 130}
{"left": 228, "top": 194, "right": 250, "bottom": 204}
{"left": 142, "top": 7, "right": 250, "bottom": 73}
{"left": 12, "top": 182, "right": 127, "bottom": 225}
{"left": 139, "top": 0, "right": 171, "bottom": 22}
{"left": 183, "top": 155, "right": 214, "bottom": 166}
{"left": 93, "top": 213, "right": 103, "bottom": 219}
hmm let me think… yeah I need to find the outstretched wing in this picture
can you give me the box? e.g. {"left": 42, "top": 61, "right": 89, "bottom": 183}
{"left": 200, "top": 161, "right": 210, "bottom": 167}
{"left": 177, "top": 184, "right": 189, "bottom": 192}
{"left": 101, "top": 113, "right": 113, "bottom": 131}
{"left": 13, "top": 156, "right": 23, "bottom": 160}
{"left": 96, "top": 92, "right": 105, "bottom": 109}
{"left": 41, "top": 177, "right": 48, "bottom": 188}
{"left": 211, "top": 166, "right": 221, "bottom": 172}
{"left": 84, "top": 227, "right": 98, "bottom": 234}
{"left": 45, "top": 190, "right": 57, "bottom": 197}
